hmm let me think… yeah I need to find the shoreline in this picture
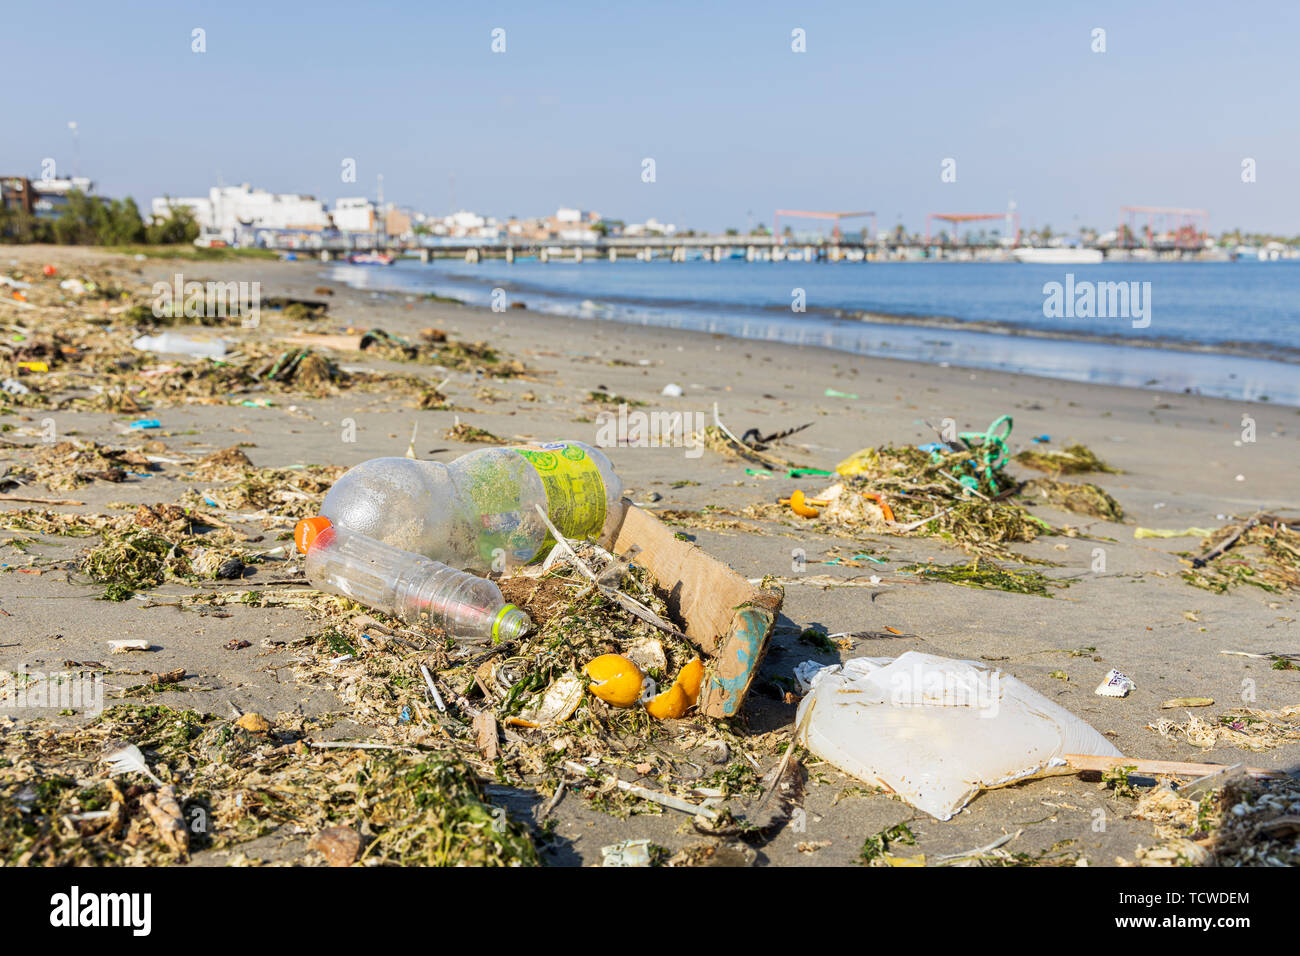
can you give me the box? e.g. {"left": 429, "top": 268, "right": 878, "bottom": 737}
{"left": 326, "top": 260, "right": 1300, "bottom": 406}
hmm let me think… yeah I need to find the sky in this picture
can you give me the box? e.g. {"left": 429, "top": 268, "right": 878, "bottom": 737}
{"left": 3, "top": 0, "right": 1298, "bottom": 236}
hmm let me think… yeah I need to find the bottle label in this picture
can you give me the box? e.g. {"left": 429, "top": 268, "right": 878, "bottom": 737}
{"left": 514, "top": 442, "right": 607, "bottom": 543}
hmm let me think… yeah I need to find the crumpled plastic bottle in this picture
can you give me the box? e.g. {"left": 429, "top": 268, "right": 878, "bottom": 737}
{"left": 321, "top": 440, "right": 624, "bottom": 572}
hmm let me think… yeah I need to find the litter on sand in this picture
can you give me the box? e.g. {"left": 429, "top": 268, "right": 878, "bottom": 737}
{"left": 1095, "top": 668, "right": 1136, "bottom": 698}
{"left": 795, "top": 652, "right": 1124, "bottom": 820}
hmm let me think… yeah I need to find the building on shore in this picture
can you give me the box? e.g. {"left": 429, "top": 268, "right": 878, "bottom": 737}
{"left": 152, "top": 183, "right": 331, "bottom": 242}
{"left": 331, "top": 197, "right": 376, "bottom": 233}
{"left": 1, "top": 176, "right": 97, "bottom": 220}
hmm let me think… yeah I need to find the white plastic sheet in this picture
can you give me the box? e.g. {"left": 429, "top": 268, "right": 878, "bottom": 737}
{"left": 795, "top": 651, "right": 1123, "bottom": 820}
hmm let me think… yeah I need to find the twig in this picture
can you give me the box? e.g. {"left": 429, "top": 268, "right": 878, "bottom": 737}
{"left": 1063, "top": 754, "right": 1281, "bottom": 779}
{"left": 564, "top": 760, "right": 720, "bottom": 821}
{"left": 1192, "top": 514, "right": 1260, "bottom": 568}
{"left": 0, "top": 492, "right": 85, "bottom": 505}
{"left": 534, "top": 504, "right": 688, "bottom": 639}
{"left": 938, "top": 470, "right": 991, "bottom": 502}
{"left": 759, "top": 698, "right": 815, "bottom": 809}
{"left": 891, "top": 505, "right": 959, "bottom": 533}
{"left": 934, "top": 829, "right": 1022, "bottom": 863}
{"left": 532, "top": 504, "right": 599, "bottom": 583}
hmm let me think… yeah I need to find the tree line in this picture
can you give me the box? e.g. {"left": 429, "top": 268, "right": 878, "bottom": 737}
{"left": 0, "top": 190, "right": 199, "bottom": 245}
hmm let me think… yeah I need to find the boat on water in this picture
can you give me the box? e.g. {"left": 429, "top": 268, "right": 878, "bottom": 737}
{"left": 347, "top": 252, "right": 395, "bottom": 265}
{"left": 1012, "top": 247, "right": 1104, "bottom": 265}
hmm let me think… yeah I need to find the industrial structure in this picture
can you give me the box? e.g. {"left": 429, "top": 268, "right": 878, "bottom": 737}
{"left": 1117, "top": 205, "right": 1210, "bottom": 250}
{"left": 925, "top": 210, "right": 1020, "bottom": 246}
{"left": 772, "top": 209, "right": 876, "bottom": 243}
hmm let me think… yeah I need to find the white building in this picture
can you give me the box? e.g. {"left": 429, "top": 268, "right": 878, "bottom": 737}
{"left": 331, "top": 197, "right": 376, "bottom": 233}
{"left": 151, "top": 184, "right": 331, "bottom": 240}
{"left": 624, "top": 217, "right": 675, "bottom": 237}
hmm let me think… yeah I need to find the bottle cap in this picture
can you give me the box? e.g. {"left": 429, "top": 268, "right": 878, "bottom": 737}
{"left": 295, "top": 516, "right": 333, "bottom": 553}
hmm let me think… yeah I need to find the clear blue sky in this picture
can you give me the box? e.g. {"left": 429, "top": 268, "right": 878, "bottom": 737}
{"left": 4, "top": 0, "right": 1297, "bottom": 235}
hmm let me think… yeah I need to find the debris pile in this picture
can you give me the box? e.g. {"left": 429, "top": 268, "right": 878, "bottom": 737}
{"left": 1182, "top": 514, "right": 1300, "bottom": 593}
{"left": 1127, "top": 776, "right": 1300, "bottom": 867}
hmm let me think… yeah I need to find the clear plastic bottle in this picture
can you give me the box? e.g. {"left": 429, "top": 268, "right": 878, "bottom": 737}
{"left": 132, "top": 332, "right": 227, "bottom": 359}
{"left": 295, "top": 517, "right": 531, "bottom": 641}
{"left": 320, "top": 440, "right": 624, "bottom": 572}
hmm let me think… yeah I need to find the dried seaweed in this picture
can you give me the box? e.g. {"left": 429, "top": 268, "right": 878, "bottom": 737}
{"left": 1018, "top": 477, "right": 1125, "bottom": 521}
{"left": 901, "top": 557, "right": 1066, "bottom": 596}
{"left": 0, "top": 705, "right": 538, "bottom": 866}
{"left": 1127, "top": 776, "right": 1300, "bottom": 867}
{"left": 1014, "top": 443, "right": 1119, "bottom": 475}
{"left": 1182, "top": 518, "right": 1300, "bottom": 593}
{"left": 1149, "top": 703, "right": 1300, "bottom": 752}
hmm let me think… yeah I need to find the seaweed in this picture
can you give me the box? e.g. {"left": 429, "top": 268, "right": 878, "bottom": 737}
{"left": 1019, "top": 477, "right": 1125, "bottom": 521}
{"left": 1014, "top": 443, "right": 1119, "bottom": 476}
{"left": 1181, "top": 519, "right": 1300, "bottom": 593}
{"left": 80, "top": 527, "right": 189, "bottom": 601}
{"left": 901, "top": 557, "right": 1066, "bottom": 596}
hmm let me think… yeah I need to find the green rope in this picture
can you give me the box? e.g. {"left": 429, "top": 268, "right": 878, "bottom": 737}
{"left": 931, "top": 415, "right": 1013, "bottom": 494}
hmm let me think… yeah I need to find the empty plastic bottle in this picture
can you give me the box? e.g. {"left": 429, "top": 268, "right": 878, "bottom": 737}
{"left": 320, "top": 440, "right": 624, "bottom": 572}
{"left": 295, "top": 516, "right": 531, "bottom": 641}
{"left": 132, "top": 332, "right": 227, "bottom": 359}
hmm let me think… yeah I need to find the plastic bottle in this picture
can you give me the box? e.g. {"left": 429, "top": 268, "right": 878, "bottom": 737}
{"left": 320, "top": 440, "right": 624, "bottom": 572}
{"left": 132, "top": 332, "right": 227, "bottom": 360}
{"left": 295, "top": 516, "right": 531, "bottom": 641}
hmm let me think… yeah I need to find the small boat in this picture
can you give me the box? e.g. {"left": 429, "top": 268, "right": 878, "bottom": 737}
{"left": 348, "top": 252, "right": 395, "bottom": 265}
{"left": 1012, "top": 247, "right": 1104, "bottom": 265}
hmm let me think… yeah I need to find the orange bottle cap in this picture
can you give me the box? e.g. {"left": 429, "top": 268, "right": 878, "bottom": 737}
{"left": 295, "top": 516, "right": 333, "bottom": 553}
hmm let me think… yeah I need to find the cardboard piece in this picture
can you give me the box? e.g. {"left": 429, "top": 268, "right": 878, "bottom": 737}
{"left": 279, "top": 333, "right": 366, "bottom": 351}
{"left": 611, "top": 502, "right": 782, "bottom": 717}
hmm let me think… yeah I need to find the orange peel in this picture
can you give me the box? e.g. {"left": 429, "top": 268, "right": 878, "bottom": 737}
{"left": 582, "top": 654, "right": 644, "bottom": 708}
{"left": 675, "top": 657, "right": 704, "bottom": 704}
{"left": 644, "top": 681, "right": 690, "bottom": 720}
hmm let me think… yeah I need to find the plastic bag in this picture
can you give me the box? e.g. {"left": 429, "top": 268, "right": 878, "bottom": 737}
{"left": 795, "top": 651, "right": 1123, "bottom": 820}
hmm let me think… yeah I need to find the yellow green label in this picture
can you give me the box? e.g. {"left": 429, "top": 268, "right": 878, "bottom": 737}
{"left": 514, "top": 442, "right": 607, "bottom": 543}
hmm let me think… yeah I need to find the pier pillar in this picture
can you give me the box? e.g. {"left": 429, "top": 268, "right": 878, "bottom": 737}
{"left": 319, "top": 249, "right": 332, "bottom": 262}
{"left": 505, "top": 246, "right": 514, "bottom": 264}
{"left": 574, "top": 247, "right": 583, "bottom": 263}
{"left": 465, "top": 248, "right": 480, "bottom": 264}
{"left": 643, "top": 246, "right": 653, "bottom": 261}
{"left": 746, "top": 246, "right": 755, "bottom": 262}
{"left": 419, "top": 248, "right": 430, "bottom": 264}
{"left": 608, "top": 248, "right": 617, "bottom": 263}
{"left": 540, "top": 249, "right": 549, "bottom": 263}
{"left": 712, "top": 246, "right": 722, "bottom": 262}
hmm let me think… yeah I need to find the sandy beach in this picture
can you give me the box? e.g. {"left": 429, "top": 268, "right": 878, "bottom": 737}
{"left": 2, "top": 246, "right": 1297, "bottom": 867}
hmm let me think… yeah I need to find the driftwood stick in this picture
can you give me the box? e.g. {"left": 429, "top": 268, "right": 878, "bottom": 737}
{"left": 0, "top": 492, "right": 85, "bottom": 505}
{"left": 1063, "top": 754, "right": 1281, "bottom": 779}
{"left": 1192, "top": 514, "right": 1260, "bottom": 568}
